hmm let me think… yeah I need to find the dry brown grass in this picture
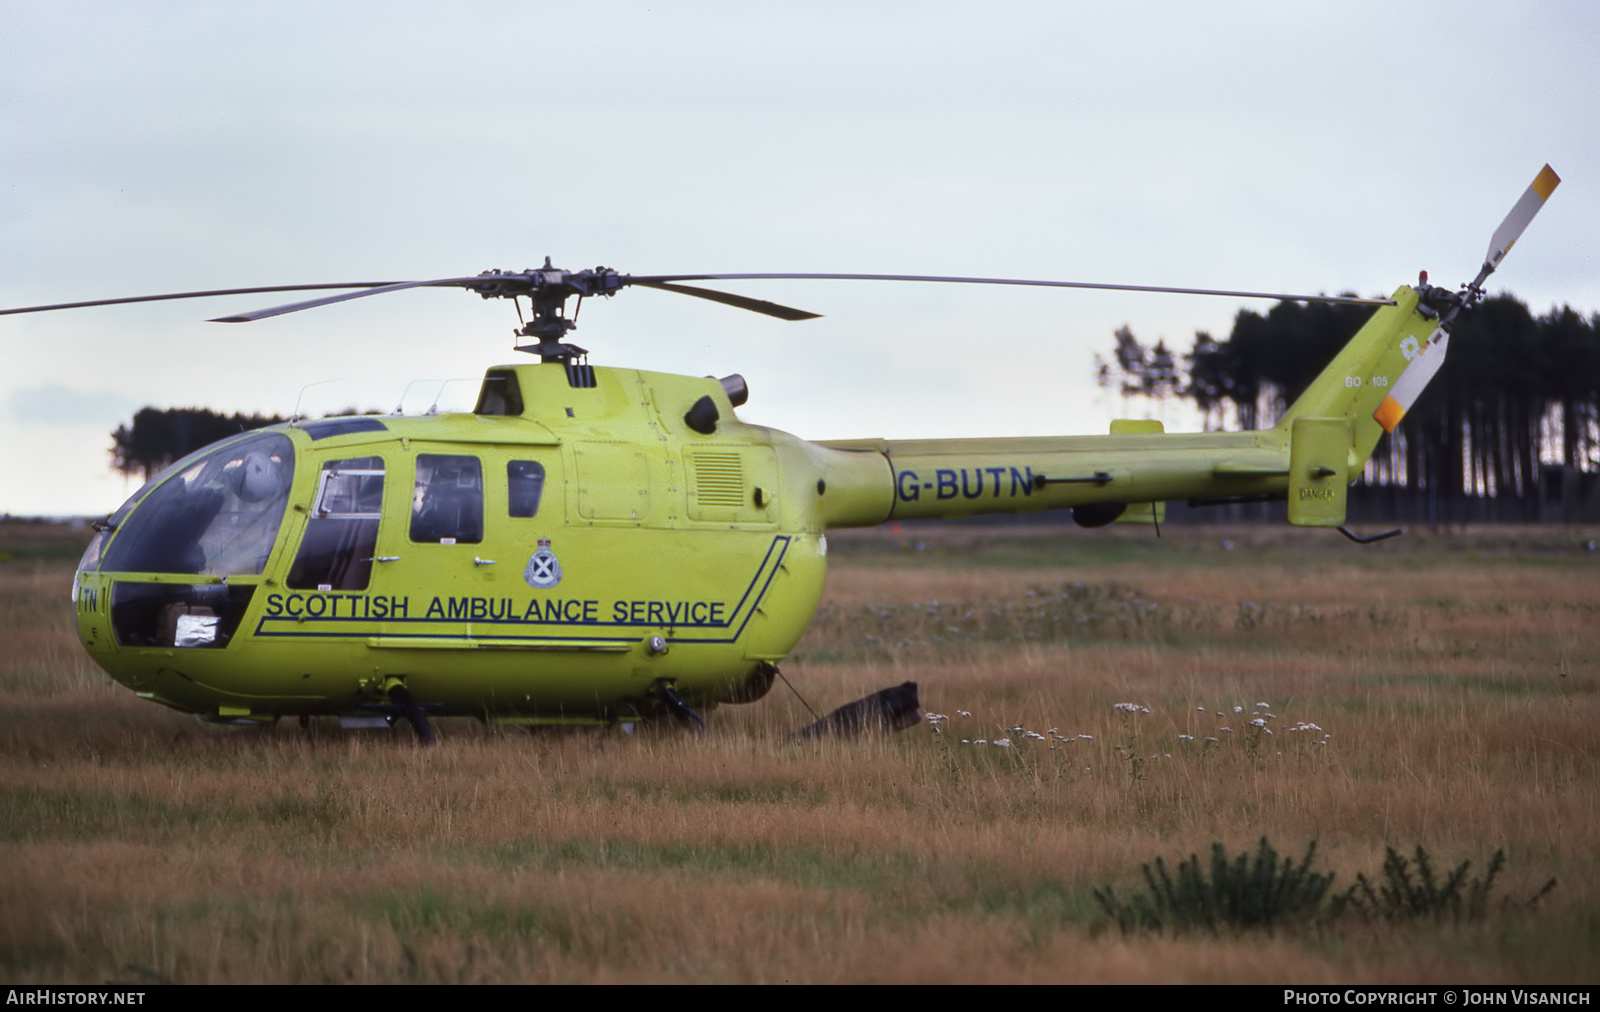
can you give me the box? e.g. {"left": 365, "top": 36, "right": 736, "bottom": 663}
{"left": 1, "top": 520, "right": 1596, "bottom": 983}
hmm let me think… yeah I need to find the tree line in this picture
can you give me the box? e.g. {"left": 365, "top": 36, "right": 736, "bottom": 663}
{"left": 1099, "top": 293, "right": 1600, "bottom": 518}
{"left": 112, "top": 406, "right": 396, "bottom": 482}
{"left": 111, "top": 407, "right": 288, "bottom": 482}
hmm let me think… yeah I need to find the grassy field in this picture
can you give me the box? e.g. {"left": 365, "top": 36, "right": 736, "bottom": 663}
{"left": 1, "top": 518, "right": 1596, "bottom": 983}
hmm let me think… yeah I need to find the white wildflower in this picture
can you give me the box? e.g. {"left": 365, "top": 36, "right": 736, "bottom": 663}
{"left": 1114, "top": 702, "right": 1151, "bottom": 714}
{"left": 993, "top": 738, "right": 1012, "bottom": 748}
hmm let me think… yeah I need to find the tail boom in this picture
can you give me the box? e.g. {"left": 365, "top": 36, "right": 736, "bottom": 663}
{"left": 815, "top": 285, "right": 1446, "bottom": 530}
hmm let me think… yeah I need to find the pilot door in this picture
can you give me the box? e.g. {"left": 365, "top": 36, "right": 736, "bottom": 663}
{"left": 246, "top": 454, "right": 401, "bottom": 651}
{"left": 286, "top": 456, "right": 387, "bottom": 595}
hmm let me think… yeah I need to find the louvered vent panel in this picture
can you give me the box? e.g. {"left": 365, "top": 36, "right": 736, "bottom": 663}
{"left": 691, "top": 451, "right": 744, "bottom": 507}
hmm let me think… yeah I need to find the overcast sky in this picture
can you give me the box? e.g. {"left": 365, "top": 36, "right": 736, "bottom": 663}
{"left": 3, "top": 0, "right": 1595, "bottom": 516}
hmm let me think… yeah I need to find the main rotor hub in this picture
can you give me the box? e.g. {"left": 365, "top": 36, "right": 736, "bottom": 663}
{"left": 469, "top": 260, "right": 622, "bottom": 362}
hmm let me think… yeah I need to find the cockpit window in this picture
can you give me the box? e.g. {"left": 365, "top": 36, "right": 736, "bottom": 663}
{"left": 77, "top": 527, "right": 109, "bottom": 575}
{"left": 98, "top": 432, "right": 295, "bottom": 576}
{"left": 84, "top": 430, "right": 262, "bottom": 572}
{"left": 411, "top": 454, "right": 483, "bottom": 544}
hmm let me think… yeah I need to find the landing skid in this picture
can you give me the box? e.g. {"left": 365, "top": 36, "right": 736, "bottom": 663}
{"left": 351, "top": 685, "right": 441, "bottom": 745}
{"left": 654, "top": 683, "right": 707, "bottom": 736}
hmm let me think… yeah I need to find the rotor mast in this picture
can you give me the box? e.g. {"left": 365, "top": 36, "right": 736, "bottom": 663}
{"left": 485, "top": 259, "right": 625, "bottom": 363}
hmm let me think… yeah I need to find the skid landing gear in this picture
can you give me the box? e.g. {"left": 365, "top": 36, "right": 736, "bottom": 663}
{"left": 358, "top": 684, "right": 441, "bottom": 745}
{"left": 388, "top": 685, "right": 439, "bottom": 745}
{"left": 654, "top": 683, "right": 706, "bottom": 736}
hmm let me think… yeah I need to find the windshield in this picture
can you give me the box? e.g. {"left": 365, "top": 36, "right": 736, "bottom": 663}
{"left": 98, "top": 431, "right": 295, "bottom": 576}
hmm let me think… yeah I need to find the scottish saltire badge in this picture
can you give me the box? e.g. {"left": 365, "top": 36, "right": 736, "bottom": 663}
{"left": 524, "top": 538, "right": 563, "bottom": 589}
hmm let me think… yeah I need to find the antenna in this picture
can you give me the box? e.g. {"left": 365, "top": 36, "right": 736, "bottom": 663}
{"left": 291, "top": 378, "right": 348, "bottom": 425}
{"left": 394, "top": 379, "right": 436, "bottom": 415}
{"left": 426, "top": 378, "right": 486, "bottom": 416}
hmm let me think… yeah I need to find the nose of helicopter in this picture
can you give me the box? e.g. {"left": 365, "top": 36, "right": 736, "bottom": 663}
{"left": 79, "top": 431, "right": 296, "bottom": 651}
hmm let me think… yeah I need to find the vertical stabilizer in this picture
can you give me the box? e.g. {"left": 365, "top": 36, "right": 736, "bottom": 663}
{"left": 1274, "top": 285, "right": 1439, "bottom": 474}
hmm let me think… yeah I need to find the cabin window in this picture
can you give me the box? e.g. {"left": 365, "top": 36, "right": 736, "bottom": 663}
{"left": 98, "top": 431, "right": 294, "bottom": 576}
{"left": 287, "top": 457, "right": 384, "bottom": 591}
{"left": 507, "top": 460, "right": 546, "bottom": 517}
{"left": 411, "top": 454, "right": 483, "bottom": 544}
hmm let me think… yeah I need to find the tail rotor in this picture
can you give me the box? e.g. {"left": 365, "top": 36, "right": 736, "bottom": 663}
{"left": 1373, "top": 164, "right": 1560, "bottom": 435}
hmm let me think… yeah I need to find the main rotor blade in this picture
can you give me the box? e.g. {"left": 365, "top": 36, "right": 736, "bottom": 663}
{"left": 0, "top": 283, "right": 397, "bottom": 318}
{"left": 629, "top": 280, "right": 821, "bottom": 320}
{"left": 209, "top": 276, "right": 495, "bottom": 322}
{"left": 631, "top": 272, "right": 1395, "bottom": 306}
{"left": 1483, "top": 164, "right": 1560, "bottom": 274}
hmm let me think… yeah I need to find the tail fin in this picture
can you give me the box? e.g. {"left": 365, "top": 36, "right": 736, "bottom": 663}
{"left": 1273, "top": 285, "right": 1439, "bottom": 475}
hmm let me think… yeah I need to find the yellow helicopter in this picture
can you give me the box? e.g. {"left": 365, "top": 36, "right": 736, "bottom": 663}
{"left": 2, "top": 166, "right": 1559, "bottom": 742}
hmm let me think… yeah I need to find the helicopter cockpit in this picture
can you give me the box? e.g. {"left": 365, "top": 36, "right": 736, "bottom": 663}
{"left": 76, "top": 431, "right": 294, "bottom": 649}
{"left": 88, "top": 431, "right": 294, "bottom": 576}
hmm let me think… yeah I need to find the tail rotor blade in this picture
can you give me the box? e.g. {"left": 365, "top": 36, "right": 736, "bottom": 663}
{"left": 1400, "top": 163, "right": 1563, "bottom": 423}
{"left": 1484, "top": 164, "right": 1560, "bottom": 274}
